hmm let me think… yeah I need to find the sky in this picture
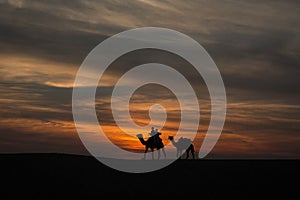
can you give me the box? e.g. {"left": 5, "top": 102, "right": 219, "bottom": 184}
{"left": 0, "top": 0, "right": 300, "bottom": 159}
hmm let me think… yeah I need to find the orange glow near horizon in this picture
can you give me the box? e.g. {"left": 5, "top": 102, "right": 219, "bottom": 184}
{"left": 98, "top": 84, "right": 183, "bottom": 152}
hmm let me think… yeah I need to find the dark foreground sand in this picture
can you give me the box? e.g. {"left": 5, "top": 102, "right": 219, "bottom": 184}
{"left": 1, "top": 153, "right": 299, "bottom": 199}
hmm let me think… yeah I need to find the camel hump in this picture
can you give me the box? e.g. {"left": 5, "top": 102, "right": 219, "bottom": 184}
{"left": 178, "top": 137, "right": 192, "bottom": 146}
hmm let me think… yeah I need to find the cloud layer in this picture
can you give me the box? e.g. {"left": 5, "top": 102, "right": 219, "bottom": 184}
{"left": 0, "top": 0, "right": 299, "bottom": 158}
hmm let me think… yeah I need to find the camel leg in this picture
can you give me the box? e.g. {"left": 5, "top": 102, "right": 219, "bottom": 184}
{"left": 191, "top": 144, "right": 195, "bottom": 159}
{"left": 162, "top": 148, "right": 166, "bottom": 159}
{"left": 151, "top": 148, "right": 154, "bottom": 160}
{"left": 143, "top": 146, "right": 149, "bottom": 159}
{"left": 186, "top": 145, "right": 195, "bottom": 159}
{"left": 157, "top": 149, "right": 161, "bottom": 160}
{"left": 178, "top": 150, "right": 182, "bottom": 159}
{"left": 186, "top": 149, "right": 190, "bottom": 159}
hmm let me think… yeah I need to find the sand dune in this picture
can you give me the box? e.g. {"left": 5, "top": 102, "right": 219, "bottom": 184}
{"left": 0, "top": 153, "right": 298, "bottom": 199}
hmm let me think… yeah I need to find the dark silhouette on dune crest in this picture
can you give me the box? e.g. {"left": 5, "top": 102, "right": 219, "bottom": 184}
{"left": 136, "top": 131, "right": 166, "bottom": 160}
{"left": 168, "top": 136, "right": 195, "bottom": 159}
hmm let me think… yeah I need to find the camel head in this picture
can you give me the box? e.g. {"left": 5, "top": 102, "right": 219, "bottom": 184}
{"left": 168, "top": 136, "right": 174, "bottom": 140}
{"left": 136, "top": 134, "right": 143, "bottom": 139}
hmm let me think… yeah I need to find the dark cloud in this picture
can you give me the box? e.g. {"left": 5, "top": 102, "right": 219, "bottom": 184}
{"left": 0, "top": 1, "right": 126, "bottom": 66}
{"left": 0, "top": 82, "right": 73, "bottom": 121}
{"left": 0, "top": 126, "right": 88, "bottom": 155}
{"left": 1, "top": 0, "right": 299, "bottom": 100}
{"left": 0, "top": 14, "right": 105, "bottom": 66}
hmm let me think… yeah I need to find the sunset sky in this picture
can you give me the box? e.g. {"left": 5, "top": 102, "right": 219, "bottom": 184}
{"left": 0, "top": 0, "right": 300, "bottom": 159}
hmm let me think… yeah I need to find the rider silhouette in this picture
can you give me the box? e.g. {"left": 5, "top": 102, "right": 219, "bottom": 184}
{"left": 149, "top": 127, "right": 159, "bottom": 145}
{"left": 147, "top": 127, "right": 166, "bottom": 159}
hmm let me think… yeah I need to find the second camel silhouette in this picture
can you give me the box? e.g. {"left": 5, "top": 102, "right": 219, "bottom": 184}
{"left": 168, "top": 136, "right": 195, "bottom": 159}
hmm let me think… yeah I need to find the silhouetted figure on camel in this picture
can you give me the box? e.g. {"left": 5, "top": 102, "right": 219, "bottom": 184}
{"left": 168, "top": 136, "right": 195, "bottom": 159}
{"left": 136, "top": 127, "right": 166, "bottom": 160}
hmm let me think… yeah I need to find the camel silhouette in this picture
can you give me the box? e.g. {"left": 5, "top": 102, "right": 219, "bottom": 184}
{"left": 168, "top": 136, "right": 195, "bottom": 159}
{"left": 136, "top": 133, "right": 166, "bottom": 160}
